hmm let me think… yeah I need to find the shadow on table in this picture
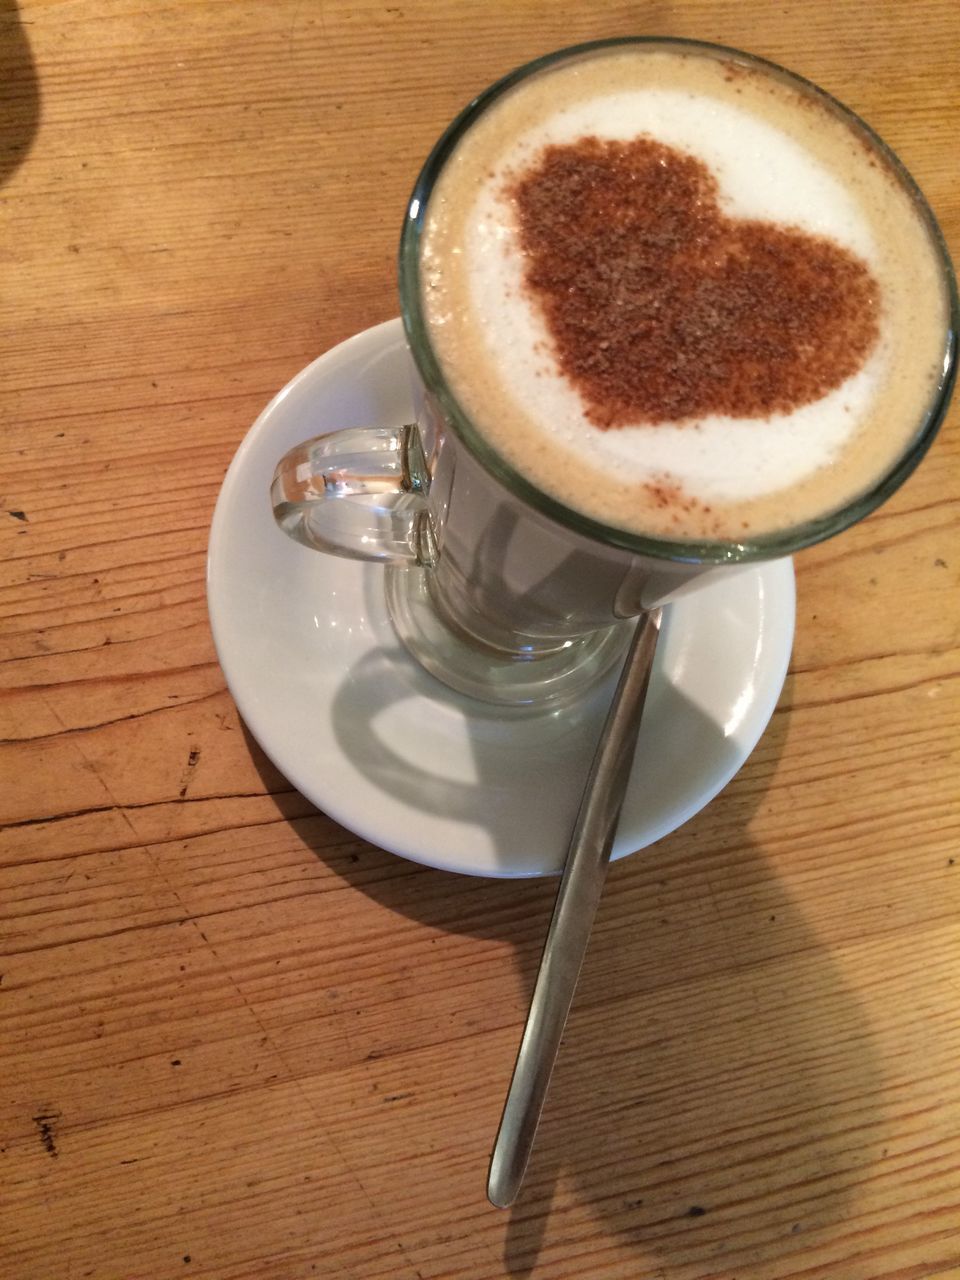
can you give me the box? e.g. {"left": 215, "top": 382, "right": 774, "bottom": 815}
{"left": 0, "top": 1, "right": 40, "bottom": 188}
{"left": 242, "top": 673, "right": 883, "bottom": 1279}
{"left": 494, "top": 684, "right": 882, "bottom": 1278}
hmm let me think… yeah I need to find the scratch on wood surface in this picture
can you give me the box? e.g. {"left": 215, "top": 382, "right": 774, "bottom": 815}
{"left": 32, "top": 1109, "right": 62, "bottom": 1158}
{"left": 178, "top": 745, "right": 202, "bottom": 797}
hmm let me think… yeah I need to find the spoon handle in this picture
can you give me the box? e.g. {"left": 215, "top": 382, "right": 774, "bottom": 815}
{"left": 487, "top": 608, "right": 662, "bottom": 1209}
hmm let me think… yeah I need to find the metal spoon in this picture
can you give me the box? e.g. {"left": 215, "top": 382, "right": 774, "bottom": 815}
{"left": 487, "top": 607, "right": 662, "bottom": 1208}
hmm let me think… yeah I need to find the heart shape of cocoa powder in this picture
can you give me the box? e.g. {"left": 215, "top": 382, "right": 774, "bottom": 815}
{"left": 509, "top": 136, "right": 880, "bottom": 428}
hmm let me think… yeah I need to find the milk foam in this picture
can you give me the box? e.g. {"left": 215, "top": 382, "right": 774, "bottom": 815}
{"left": 459, "top": 90, "right": 883, "bottom": 504}
{"left": 419, "top": 46, "right": 949, "bottom": 541}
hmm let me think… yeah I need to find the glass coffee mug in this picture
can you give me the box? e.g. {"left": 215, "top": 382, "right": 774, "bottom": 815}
{"left": 271, "top": 38, "right": 956, "bottom": 708}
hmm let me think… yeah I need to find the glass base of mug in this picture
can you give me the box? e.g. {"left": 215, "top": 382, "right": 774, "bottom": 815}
{"left": 384, "top": 566, "right": 631, "bottom": 709}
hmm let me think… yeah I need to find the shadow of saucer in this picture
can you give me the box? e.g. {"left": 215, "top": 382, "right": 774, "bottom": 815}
{"left": 239, "top": 714, "right": 563, "bottom": 941}
{"left": 0, "top": 2, "right": 40, "bottom": 188}
{"left": 241, "top": 660, "right": 879, "bottom": 1277}
{"left": 498, "top": 693, "right": 884, "bottom": 1278}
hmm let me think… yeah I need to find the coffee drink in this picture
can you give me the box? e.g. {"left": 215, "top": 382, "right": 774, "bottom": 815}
{"left": 418, "top": 42, "right": 950, "bottom": 542}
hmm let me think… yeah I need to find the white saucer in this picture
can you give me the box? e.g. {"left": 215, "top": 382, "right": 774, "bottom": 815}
{"left": 207, "top": 320, "right": 795, "bottom": 878}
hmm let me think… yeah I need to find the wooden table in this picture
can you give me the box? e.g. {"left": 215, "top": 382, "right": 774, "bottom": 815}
{"left": 2, "top": 3, "right": 958, "bottom": 1277}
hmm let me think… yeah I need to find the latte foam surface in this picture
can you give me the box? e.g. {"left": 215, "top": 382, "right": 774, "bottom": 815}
{"left": 420, "top": 46, "right": 949, "bottom": 542}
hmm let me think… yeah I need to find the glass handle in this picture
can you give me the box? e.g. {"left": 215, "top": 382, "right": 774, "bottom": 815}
{"left": 271, "top": 424, "right": 437, "bottom": 566}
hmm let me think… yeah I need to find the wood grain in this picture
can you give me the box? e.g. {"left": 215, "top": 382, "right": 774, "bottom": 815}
{"left": 1, "top": 2, "right": 958, "bottom": 1278}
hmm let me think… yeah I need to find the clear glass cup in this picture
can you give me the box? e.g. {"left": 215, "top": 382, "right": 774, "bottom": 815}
{"left": 271, "top": 37, "right": 957, "bottom": 707}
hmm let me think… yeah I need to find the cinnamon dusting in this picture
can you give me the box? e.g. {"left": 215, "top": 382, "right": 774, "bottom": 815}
{"left": 509, "top": 136, "right": 881, "bottom": 428}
